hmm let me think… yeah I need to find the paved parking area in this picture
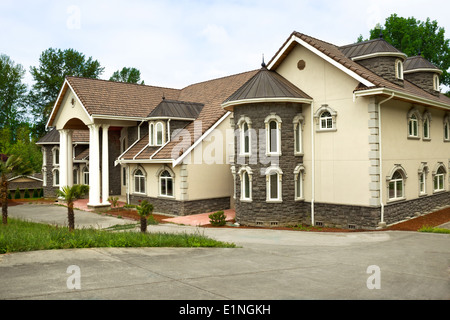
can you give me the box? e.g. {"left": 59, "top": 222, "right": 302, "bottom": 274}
{"left": 1, "top": 203, "right": 449, "bottom": 301}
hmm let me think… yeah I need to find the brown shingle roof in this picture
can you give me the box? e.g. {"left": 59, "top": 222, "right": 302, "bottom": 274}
{"left": 268, "top": 31, "right": 450, "bottom": 107}
{"left": 37, "top": 128, "right": 89, "bottom": 144}
{"left": 66, "top": 77, "right": 181, "bottom": 118}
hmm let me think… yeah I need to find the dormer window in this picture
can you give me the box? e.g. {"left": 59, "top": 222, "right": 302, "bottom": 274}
{"left": 149, "top": 121, "right": 165, "bottom": 146}
{"left": 396, "top": 59, "right": 403, "bottom": 80}
{"left": 433, "top": 74, "right": 440, "bottom": 91}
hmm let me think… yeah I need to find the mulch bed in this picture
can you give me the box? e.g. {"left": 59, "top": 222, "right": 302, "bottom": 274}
{"left": 4, "top": 200, "right": 450, "bottom": 232}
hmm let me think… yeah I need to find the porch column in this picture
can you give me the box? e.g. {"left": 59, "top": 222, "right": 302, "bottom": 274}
{"left": 88, "top": 124, "right": 101, "bottom": 206}
{"left": 101, "top": 124, "right": 110, "bottom": 205}
{"left": 58, "top": 129, "right": 68, "bottom": 190}
{"left": 67, "top": 130, "right": 73, "bottom": 186}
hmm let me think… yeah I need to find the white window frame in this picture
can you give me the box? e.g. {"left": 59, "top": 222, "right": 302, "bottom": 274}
{"left": 52, "top": 146, "right": 60, "bottom": 166}
{"left": 294, "top": 164, "right": 305, "bottom": 200}
{"left": 159, "top": 170, "right": 174, "bottom": 197}
{"left": 149, "top": 121, "right": 165, "bottom": 146}
{"left": 293, "top": 114, "right": 304, "bottom": 155}
{"left": 433, "top": 164, "right": 446, "bottom": 192}
{"left": 238, "top": 166, "right": 253, "bottom": 202}
{"left": 156, "top": 122, "right": 164, "bottom": 146}
{"left": 433, "top": 74, "right": 440, "bottom": 91}
{"left": 264, "top": 113, "right": 282, "bottom": 156}
{"left": 42, "top": 147, "right": 47, "bottom": 166}
{"left": 418, "top": 163, "right": 428, "bottom": 196}
{"left": 73, "top": 168, "right": 79, "bottom": 185}
{"left": 52, "top": 168, "right": 60, "bottom": 187}
{"left": 265, "top": 166, "right": 283, "bottom": 203}
{"left": 42, "top": 167, "right": 47, "bottom": 187}
{"left": 133, "top": 168, "right": 146, "bottom": 194}
{"left": 395, "top": 59, "right": 404, "bottom": 80}
{"left": 407, "top": 108, "right": 421, "bottom": 139}
{"left": 314, "top": 105, "right": 337, "bottom": 132}
{"left": 237, "top": 116, "right": 252, "bottom": 157}
{"left": 422, "top": 111, "right": 432, "bottom": 140}
{"left": 444, "top": 114, "right": 450, "bottom": 142}
{"left": 387, "top": 166, "right": 407, "bottom": 202}
{"left": 83, "top": 166, "right": 89, "bottom": 185}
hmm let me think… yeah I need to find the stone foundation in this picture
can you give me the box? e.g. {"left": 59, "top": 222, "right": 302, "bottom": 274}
{"left": 128, "top": 194, "right": 230, "bottom": 216}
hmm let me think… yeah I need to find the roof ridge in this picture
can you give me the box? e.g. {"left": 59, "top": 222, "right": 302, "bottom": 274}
{"left": 181, "top": 69, "right": 259, "bottom": 90}
{"left": 66, "top": 76, "right": 181, "bottom": 92}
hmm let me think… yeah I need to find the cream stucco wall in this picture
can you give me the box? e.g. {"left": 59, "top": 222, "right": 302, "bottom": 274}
{"left": 380, "top": 100, "right": 450, "bottom": 202}
{"left": 53, "top": 90, "right": 92, "bottom": 130}
{"left": 275, "top": 44, "right": 373, "bottom": 206}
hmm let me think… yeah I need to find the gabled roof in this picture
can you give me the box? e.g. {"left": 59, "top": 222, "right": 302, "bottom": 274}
{"left": 267, "top": 31, "right": 450, "bottom": 109}
{"left": 222, "top": 65, "right": 312, "bottom": 110}
{"left": 147, "top": 99, "right": 204, "bottom": 119}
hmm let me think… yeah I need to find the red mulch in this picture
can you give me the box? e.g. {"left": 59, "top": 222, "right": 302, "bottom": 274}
{"left": 4, "top": 200, "right": 450, "bottom": 232}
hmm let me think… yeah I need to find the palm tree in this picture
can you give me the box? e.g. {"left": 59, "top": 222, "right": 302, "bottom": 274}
{"left": 136, "top": 200, "right": 154, "bottom": 233}
{"left": 1, "top": 154, "right": 32, "bottom": 225}
{"left": 56, "top": 184, "right": 89, "bottom": 231}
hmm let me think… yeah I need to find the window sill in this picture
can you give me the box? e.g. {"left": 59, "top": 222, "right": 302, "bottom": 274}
{"left": 240, "top": 198, "right": 253, "bottom": 203}
{"left": 295, "top": 198, "right": 305, "bottom": 202}
{"left": 294, "top": 152, "right": 304, "bottom": 157}
{"left": 133, "top": 192, "right": 147, "bottom": 196}
{"left": 407, "top": 136, "right": 420, "bottom": 140}
{"left": 418, "top": 192, "right": 428, "bottom": 197}
{"left": 433, "top": 189, "right": 446, "bottom": 194}
{"left": 158, "top": 195, "right": 175, "bottom": 199}
{"left": 316, "top": 128, "right": 337, "bottom": 133}
{"left": 422, "top": 138, "right": 431, "bottom": 142}
{"left": 266, "top": 199, "right": 283, "bottom": 203}
{"left": 386, "top": 197, "right": 406, "bottom": 204}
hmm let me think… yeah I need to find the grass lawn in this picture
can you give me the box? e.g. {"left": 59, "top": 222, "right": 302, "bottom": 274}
{"left": 0, "top": 218, "right": 236, "bottom": 254}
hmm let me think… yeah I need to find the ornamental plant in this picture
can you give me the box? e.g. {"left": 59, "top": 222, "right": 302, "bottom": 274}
{"left": 209, "top": 210, "right": 226, "bottom": 227}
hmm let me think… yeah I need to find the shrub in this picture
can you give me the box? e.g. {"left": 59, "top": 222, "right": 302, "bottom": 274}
{"left": 209, "top": 210, "right": 226, "bottom": 226}
{"left": 14, "top": 188, "right": 21, "bottom": 199}
{"left": 24, "top": 189, "right": 30, "bottom": 199}
{"left": 32, "top": 188, "right": 39, "bottom": 198}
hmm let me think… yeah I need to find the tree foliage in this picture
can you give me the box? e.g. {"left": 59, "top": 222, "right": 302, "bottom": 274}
{"left": 358, "top": 14, "right": 450, "bottom": 89}
{"left": 0, "top": 54, "right": 27, "bottom": 130}
{"left": 56, "top": 184, "right": 89, "bottom": 231}
{"left": 109, "top": 67, "right": 144, "bottom": 84}
{"left": 29, "top": 48, "right": 104, "bottom": 137}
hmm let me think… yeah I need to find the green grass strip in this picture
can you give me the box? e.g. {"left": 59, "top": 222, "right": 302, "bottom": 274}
{"left": 418, "top": 225, "right": 450, "bottom": 234}
{"left": 0, "top": 218, "right": 235, "bottom": 254}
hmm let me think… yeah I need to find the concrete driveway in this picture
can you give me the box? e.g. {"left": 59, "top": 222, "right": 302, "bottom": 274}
{"left": 1, "top": 203, "right": 449, "bottom": 301}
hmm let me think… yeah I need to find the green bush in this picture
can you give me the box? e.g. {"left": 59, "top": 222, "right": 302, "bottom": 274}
{"left": 8, "top": 191, "right": 12, "bottom": 199}
{"left": 32, "top": 189, "right": 39, "bottom": 198}
{"left": 14, "top": 188, "right": 21, "bottom": 199}
{"left": 208, "top": 210, "right": 227, "bottom": 226}
{"left": 24, "top": 189, "right": 30, "bottom": 199}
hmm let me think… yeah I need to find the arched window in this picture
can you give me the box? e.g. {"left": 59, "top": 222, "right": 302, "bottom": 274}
{"left": 73, "top": 169, "right": 78, "bottom": 185}
{"left": 418, "top": 163, "right": 428, "bottom": 195}
{"left": 314, "top": 105, "right": 337, "bottom": 131}
{"left": 433, "top": 165, "right": 446, "bottom": 192}
{"left": 320, "top": 111, "right": 332, "bottom": 130}
{"left": 243, "top": 122, "right": 250, "bottom": 154}
{"left": 388, "top": 169, "right": 405, "bottom": 200}
{"left": 444, "top": 115, "right": 450, "bottom": 141}
{"left": 156, "top": 122, "right": 164, "bottom": 145}
{"left": 52, "top": 147, "right": 60, "bottom": 166}
{"left": 265, "top": 166, "right": 283, "bottom": 202}
{"left": 237, "top": 116, "right": 252, "bottom": 156}
{"left": 396, "top": 59, "right": 404, "bottom": 80}
{"left": 160, "top": 170, "right": 173, "bottom": 197}
{"left": 293, "top": 114, "right": 304, "bottom": 155}
{"left": 83, "top": 167, "right": 89, "bottom": 185}
{"left": 422, "top": 111, "right": 431, "bottom": 140}
{"left": 408, "top": 114, "right": 418, "bottom": 137}
{"left": 149, "top": 123, "right": 154, "bottom": 146}
{"left": 134, "top": 169, "right": 146, "bottom": 194}
{"left": 53, "top": 169, "right": 60, "bottom": 187}
{"left": 238, "top": 166, "right": 252, "bottom": 201}
{"left": 269, "top": 121, "right": 278, "bottom": 153}
{"left": 294, "top": 164, "right": 305, "bottom": 200}
{"left": 433, "top": 74, "right": 440, "bottom": 91}
{"left": 265, "top": 113, "right": 282, "bottom": 156}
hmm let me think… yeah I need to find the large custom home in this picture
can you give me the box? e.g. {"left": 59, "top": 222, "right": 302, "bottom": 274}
{"left": 38, "top": 31, "right": 450, "bottom": 229}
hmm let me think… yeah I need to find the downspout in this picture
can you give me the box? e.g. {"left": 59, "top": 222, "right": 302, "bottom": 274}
{"left": 310, "top": 101, "right": 315, "bottom": 226}
{"left": 377, "top": 92, "right": 394, "bottom": 228}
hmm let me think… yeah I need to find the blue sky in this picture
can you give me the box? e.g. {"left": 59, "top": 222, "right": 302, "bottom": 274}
{"left": 1, "top": 0, "right": 449, "bottom": 89}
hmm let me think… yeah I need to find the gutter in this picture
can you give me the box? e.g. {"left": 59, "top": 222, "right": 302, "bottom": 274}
{"left": 310, "top": 101, "right": 315, "bottom": 226}
{"left": 377, "top": 92, "right": 395, "bottom": 228}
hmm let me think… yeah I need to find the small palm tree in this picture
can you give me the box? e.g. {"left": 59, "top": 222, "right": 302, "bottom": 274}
{"left": 1, "top": 154, "right": 32, "bottom": 225}
{"left": 56, "top": 184, "right": 89, "bottom": 231}
{"left": 136, "top": 200, "right": 154, "bottom": 233}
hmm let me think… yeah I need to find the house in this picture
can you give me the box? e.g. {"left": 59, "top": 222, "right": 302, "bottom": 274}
{"left": 39, "top": 31, "right": 450, "bottom": 229}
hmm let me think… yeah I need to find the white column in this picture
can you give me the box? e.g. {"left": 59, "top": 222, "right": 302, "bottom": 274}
{"left": 102, "top": 124, "right": 110, "bottom": 205}
{"left": 67, "top": 130, "right": 73, "bottom": 186}
{"left": 88, "top": 124, "right": 101, "bottom": 206}
{"left": 58, "top": 129, "right": 68, "bottom": 190}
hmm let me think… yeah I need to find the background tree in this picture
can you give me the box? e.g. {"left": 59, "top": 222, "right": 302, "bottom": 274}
{"left": 56, "top": 184, "right": 89, "bottom": 232}
{"left": 109, "top": 67, "right": 144, "bottom": 84}
{"left": 136, "top": 200, "right": 154, "bottom": 233}
{"left": 0, "top": 54, "right": 27, "bottom": 132}
{"left": 1, "top": 155, "right": 32, "bottom": 224}
{"left": 357, "top": 14, "right": 450, "bottom": 92}
{"left": 29, "top": 48, "right": 104, "bottom": 138}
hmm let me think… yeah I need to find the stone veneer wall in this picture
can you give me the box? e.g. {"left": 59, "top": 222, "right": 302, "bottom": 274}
{"left": 404, "top": 71, "right": 440, "bottom": 96}
{"left": 357, "top": 56, "right": 404, "bottom": 87}
{"left": 233, "top": 102, "right": 305, "bottom": 227}
{"left": 129, "top": 194, "right": 230, "bottom": 216}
